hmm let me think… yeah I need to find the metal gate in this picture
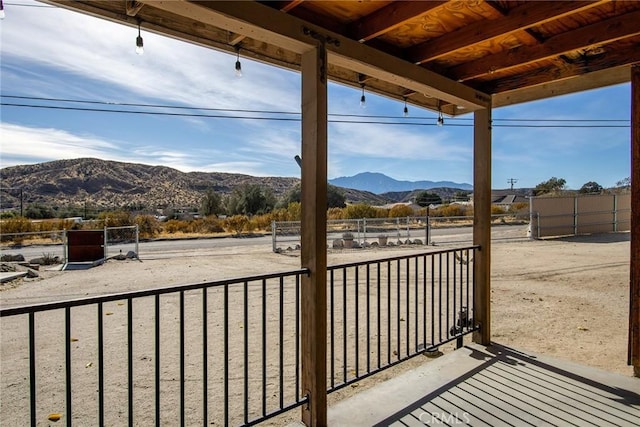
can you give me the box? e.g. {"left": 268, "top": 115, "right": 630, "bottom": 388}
{"left": 66, "top": 230, "right": 104, "bottom": 262}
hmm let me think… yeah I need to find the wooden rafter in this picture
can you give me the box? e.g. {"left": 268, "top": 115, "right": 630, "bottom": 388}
{"left": 125, "top": 0, "right": 144, "bottom": 17}
{"left": 482, "top": 42, "right": 640, "bottom": 94}
{"left": 280, "top": 0, "right": 303, "bottom": 13}
{"left": 407, "top": 0, "right": 606, "bottom": 65}
{"left": 452, "top": 9, "right": 640, "bottom": 82}
{"left": 349, "top": 1, "right": 446, "bottom": 43}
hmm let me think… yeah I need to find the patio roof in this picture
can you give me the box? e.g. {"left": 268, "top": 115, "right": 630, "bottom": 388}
{"left": 43, "top": 1, "right": 640, "bottom": 114}
{"left": 32, "top": 1, "right": 640, "bottom": 425}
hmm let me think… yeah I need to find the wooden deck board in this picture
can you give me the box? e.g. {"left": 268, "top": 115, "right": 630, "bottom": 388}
{"left": 327, "top": 343, "right": 640, "bottom": 426}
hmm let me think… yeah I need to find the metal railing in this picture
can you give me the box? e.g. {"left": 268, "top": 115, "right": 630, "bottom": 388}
{"left": 0, "top": 269, "right": 309, "bottom": 427}
{"left": 1, "top": 246, "right": 479, "bottom": 426}
{"left": 326, "top": 246, "right": 478, "bottom": 392}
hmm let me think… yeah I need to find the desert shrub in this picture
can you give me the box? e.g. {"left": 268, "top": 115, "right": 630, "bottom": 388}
{"left": 433, "top": 204, "right": 468, "bottom": 218}
{"left": 388, "top": 205, "right": 415, "bottom": 218}
{"left": 198, "top": 216, "right": 225, "bottom": 233}
{"left": 36, "top": 219, "right": 75, "bottom": 232}
{"left": 0, "top": 217, "right": 33, "bottom": 234}
{"left": 163, "top": 219, "right": 191, "bottom": 234}
{"left": 98, "top": 211, "right": 133, "bottom": 227}
{"left": 343, "top": 204, "right": 379, "bottom": 219}
{"left": 491, "top": 205, "right": 507, "bottom": 215}
{"left": 223, "top": 215, "right": 250, "bottom": 236}
{"left": 327, "top": 207, "right": 344, "bottom": 220}
{"left": 135, "top": 215, "right": 161, "bottom": 238}
{"left": 511, "top": 202, "right": 529, "bottom": 213}
{"left": 250, "top": 213, "right": 273, "bottom": 231}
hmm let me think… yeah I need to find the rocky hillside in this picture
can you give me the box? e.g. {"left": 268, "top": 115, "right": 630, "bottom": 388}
{"left": 0, "top": 158, "right": 299, "bottom": 210}
{"left": 0, "top": 158, "right": 391, "bottom": 211}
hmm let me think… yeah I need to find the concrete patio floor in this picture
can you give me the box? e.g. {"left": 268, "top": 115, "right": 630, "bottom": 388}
{"left": 327, "top": 343, "right": 640, "bottom": 426}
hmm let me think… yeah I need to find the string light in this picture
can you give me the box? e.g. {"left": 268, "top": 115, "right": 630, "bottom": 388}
{"left": 403, "top": 97, "right": 409, "bottom": 117}
{"left": 135, "top": 21, "right": 144, "bottom": 55}
{"left": 437, "top": 102, "right": 444, "bottom": 126}
{"left": 235, "top": 46, "right": 242, "bottom": 77}
{"left": 360, "top": 83, "right": 366, "bottom": 108}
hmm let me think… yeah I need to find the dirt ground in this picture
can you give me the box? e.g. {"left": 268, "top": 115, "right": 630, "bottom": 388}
{"left": 0, "top": 233, "right": 634, "bottom": 425}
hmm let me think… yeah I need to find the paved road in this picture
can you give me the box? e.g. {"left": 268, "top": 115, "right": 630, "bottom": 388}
{"left": 3, "top": 223, "right": 529, "bottom": 260}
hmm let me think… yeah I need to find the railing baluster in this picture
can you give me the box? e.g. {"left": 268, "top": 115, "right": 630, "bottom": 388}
{"left": 295, "top": 274, "right": 300, "bottom": 402}
{"left": 397, "top": 259, "right": 401, "bottom": 360}
{"left": 376, "top": 262, "right": 381, "bottom": 370}
{"left": 406, "top": 257, "right": 410, "bottom": 357}
{"left": 366, "top": 263, "right": 371, "bottom": 374}
{"left": 261, "top": 279, "right": 267, "bottom": 417}
{"left": 438, "top": 253, "right": 443, "bottom": 343}
{"left": 202, "top": 289, "right": 208, "bottom": 425}
{"left": 224, "top": 284, "right": 230, "bottom": 426}
{"left": 387, "top": 261, "right": 391, "bottom": 365}
{"left": 154, "top": 295, "right": 160, "bottom": 427}
{"left": 355, "top": 266, "right": 359, "bottom": 377}
{"left": 414, "top": 256, "right": 418, "bottom": 353}
{"left": 342, "top": 267, "right": 347, "bottom": 383}
{"left": 330, "top": 269, "right": 335, "bottom": 389}
{"left": 244, "top": 281, "right": 249, "bottom": 424}
{"left": 29, "top": 312, "right": 36, "bottom": 427}
{"left": 279, "top": 276, "right": 284, "bottom": 409}
{"left": 422, "top": 255, "right": 427, "bottom": 351}
{"left": 431, "top": 255, "right": 435, "bottom": 347}
{"left": 97, "top": 304, "right": 104, "bottom": 427}
{"left": 179, "top": 292, "right": 185, "bottom": 427}
{"left": 446, "top": 253, "right": 450, "bottom": 339}
{"left": 65, "top": 307, "right": 72, "bottom": 427}
{"left": 128, "top": 298, "right": 134, "bottom": 427}
{"left": 453, "top": 250, "right": 457, "bottom": 338}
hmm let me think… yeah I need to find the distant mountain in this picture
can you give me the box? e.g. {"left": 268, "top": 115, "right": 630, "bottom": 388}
{"left": 0, "top": 158, "right": 394, "bottom": 211}
{"left": 329, "top": 172, "right": 472, "bottom": 194}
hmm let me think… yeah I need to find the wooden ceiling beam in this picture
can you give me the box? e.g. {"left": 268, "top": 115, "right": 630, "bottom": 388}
{"left": 349, "top": 1, "right": 446, "bottom": 43}
{"left": 279, "top": 0, "right": 304, "bottom": 13}
{"left": 139, "top": 0, "right": 489, "bottom": 109}
{"left": 492, "top": 65, "right": 631, "bottom": 107}
{"left": 482, "top": 43, "right": 640, "bottom": 94}
{"left": 452, "top": 9, "right": 640, "bottom": 81}
{"left": 407, "top": 0, "right": 607, "bottom": 65}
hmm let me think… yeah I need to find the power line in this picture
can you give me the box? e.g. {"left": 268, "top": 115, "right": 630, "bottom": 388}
{"left": 1, "top": 94, "right": 631, "bottom": 123}
{"left": 1, "top": 102, "right": 631, "bottom": 128}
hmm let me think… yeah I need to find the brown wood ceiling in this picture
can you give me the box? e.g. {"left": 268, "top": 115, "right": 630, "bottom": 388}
{"left": 43, "top": 1, "right": 640, "bottom": 114}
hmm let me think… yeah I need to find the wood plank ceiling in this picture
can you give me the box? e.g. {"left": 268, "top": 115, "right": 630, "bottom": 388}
{"left": 43, "top": 0, "right": 640, "bottom": 114}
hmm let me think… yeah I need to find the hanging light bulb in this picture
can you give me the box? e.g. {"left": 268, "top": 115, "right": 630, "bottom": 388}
{"left": 403, "top": 97, "right": 409, "bottom": 117}
{"left": 437, "top": 110, "right": 444, "bottom": 127}
{"left": 235, "top": 46, "right": 243, "bottom": 77}
{"left": 135, "top": 21, "right": 144, "bottom": 55}
{"left": 1, "top": 0, "right": 6, "bottom": 19}
{"left": 360, "top": 84, "right": 366, "bottom": 108}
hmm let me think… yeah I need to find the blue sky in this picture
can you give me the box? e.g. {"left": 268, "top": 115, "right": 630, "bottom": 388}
{"left": 0, "top": 1, "right": 632, "bottom": 189}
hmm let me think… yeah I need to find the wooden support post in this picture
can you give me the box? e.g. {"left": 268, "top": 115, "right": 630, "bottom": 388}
{"left": 300, "top": 45, "right": 328, "bottom": 425}
{"left": 629, "top": 64, "right": 640, "bottom": 377}
{"left": 473, "top": 108, "right": 492, "bottom": 345}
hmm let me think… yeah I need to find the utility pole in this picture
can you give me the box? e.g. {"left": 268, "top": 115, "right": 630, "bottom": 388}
{"left": 507, "top": 178, "right": 518, "bottom": 191}
{"left": 1, "top": 187, "right": 23, "bottom": 217}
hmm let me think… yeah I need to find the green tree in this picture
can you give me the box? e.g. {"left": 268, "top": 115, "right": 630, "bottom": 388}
{"left": 533, "top": 177, "right": 566, "bottom": 196}
{"left": 226, "top": 184, "right": 276, "bottom": 215}
{"left": 616, "top": 177, "right": 630, "bottom": 189}
{"left": 279, "top": 183, "right": 346, "bottom": 209}
{"left": 24, "top": 204, "right": 55, "bottom": 219}
{"left": 579, "top": 181, "right": 603, "bottom": 194}
{"left": 415, "top": 191, "right": 442, "bottom": 207}
{"left": 200, "top": 189, "right": 222, "bottom": 216}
